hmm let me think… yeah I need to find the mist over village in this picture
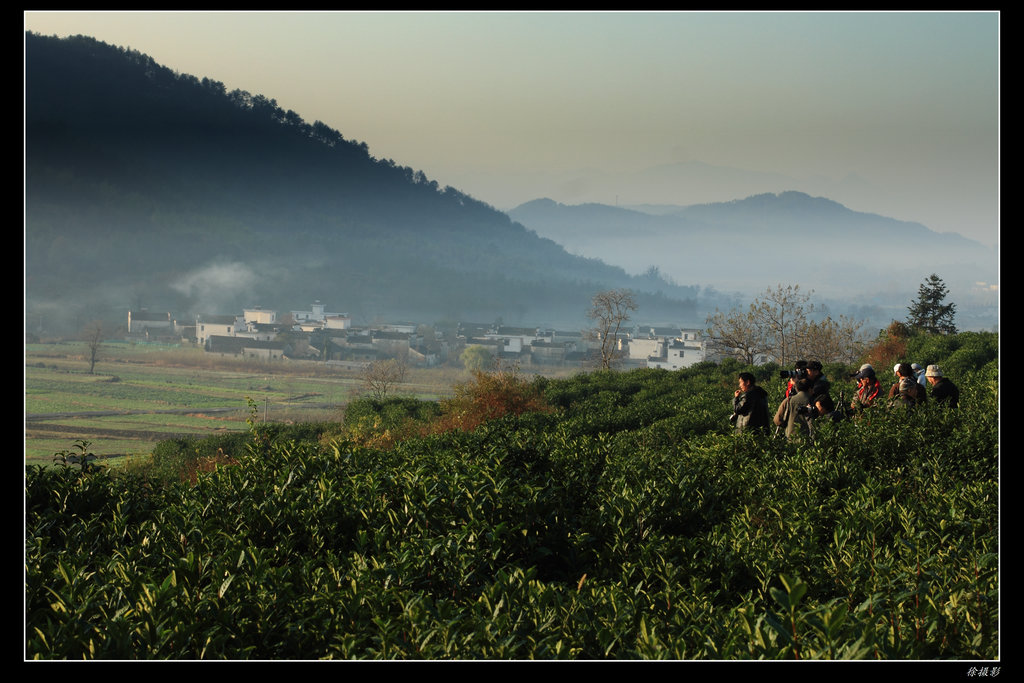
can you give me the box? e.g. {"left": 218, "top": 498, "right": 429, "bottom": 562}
{"left": 24, "top": 12, "right": 999, "bottom": 662}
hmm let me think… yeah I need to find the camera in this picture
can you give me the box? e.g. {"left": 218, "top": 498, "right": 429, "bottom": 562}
{"left": 780, "top": 360, "right": 808, "bottom": 381}
{"left": 796, "top": 404, "right": 819, "bottom": 418}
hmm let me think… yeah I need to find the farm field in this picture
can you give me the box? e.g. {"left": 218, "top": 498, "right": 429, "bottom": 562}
{"left": 24, "top": 341, "right": 458, "bottom": 466}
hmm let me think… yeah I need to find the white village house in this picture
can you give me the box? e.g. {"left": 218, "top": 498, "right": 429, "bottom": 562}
{"left": 628, "top": 326, "right": 707, "bottom": 370}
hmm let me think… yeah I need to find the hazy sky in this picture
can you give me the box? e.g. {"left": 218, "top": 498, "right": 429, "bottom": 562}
{"left": 24, "top": 11, "right": 999, "bottom": 247}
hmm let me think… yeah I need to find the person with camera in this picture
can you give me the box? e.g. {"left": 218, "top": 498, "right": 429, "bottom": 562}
{"left": 773, "top": 378, "right": 815, "bottom": 440}
{"left": 731, "top": 371, "right": 771, "bottom": 434}
{"left": 850, "top": 364, "right": 882, "bottom": 412}
{"left": 775, "top": 360, "right": 806, "bottom": 431}
{"left": 813, "top": 390, "right": 842, "bottom": 423}
{"left": 780, "top": 360, "right": 808, "bottom": 400}
{"left": 888, "top": 362, "right": 927, "bottom": 409}
{"left": 805, "top": 360, "right": 831, "bottom": 405}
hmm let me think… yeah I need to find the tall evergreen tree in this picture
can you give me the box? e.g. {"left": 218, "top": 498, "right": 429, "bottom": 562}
{"left": 907, "top": 273, "right": 957, "bottom": 334}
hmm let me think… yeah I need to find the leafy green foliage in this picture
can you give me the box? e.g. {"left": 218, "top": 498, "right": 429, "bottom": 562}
{"left": 51, "top": 439, "right": 104, "bottom": 473}
{"left": 26, "top": 333, "right": 998, "bottom": 659}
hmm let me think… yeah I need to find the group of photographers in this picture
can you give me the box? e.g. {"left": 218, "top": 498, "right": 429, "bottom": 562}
{"left": 731, "top": 358, "right": 959, "bottom": 440}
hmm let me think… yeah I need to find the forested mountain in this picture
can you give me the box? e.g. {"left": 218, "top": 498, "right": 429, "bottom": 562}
{"left": 25, "top": 32, "right": 697, "bottom": 333}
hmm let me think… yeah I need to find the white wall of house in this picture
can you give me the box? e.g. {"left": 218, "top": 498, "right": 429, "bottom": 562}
{"left": 244, "top": 308, "right": 277, "bottom": 325}
{"left": 628, "top": 337, "right": 663, "bottom": 361}
{"left": 646, "top": 334, "right": 707, "bottom": 370}
{"left": 485, "top": 329, "right": 544, "bottom": 354}
{"left": 235, "top": 330, "right": 276, "bottom": 342}
{"left": 292, "top": 302, "right": 329, "bottom": 324}
{"left": 196, "top": 316, "right": 245, "bottom": 346}
{"left": 325, "top": 315, "right": 351, "bottom": 330}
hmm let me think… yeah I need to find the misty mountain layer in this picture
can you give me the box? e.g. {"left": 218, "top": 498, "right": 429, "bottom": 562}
{"left": 25, "top": 32, "right": 697, "bottom": 331}
{"left": 509, "top": 193, "right": 997, "bottom": 302}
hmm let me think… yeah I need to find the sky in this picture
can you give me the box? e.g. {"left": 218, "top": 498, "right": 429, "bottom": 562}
{"left": 24, "top": 11, "right": 999, "bottom": 248}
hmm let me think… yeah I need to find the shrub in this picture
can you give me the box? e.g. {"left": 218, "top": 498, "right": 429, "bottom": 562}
{"left": 435, "top": 368, "right": 552, "bottom": 433}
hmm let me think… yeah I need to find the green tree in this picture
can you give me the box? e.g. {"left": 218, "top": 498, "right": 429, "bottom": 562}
{"left": 461, "top": 344, "right": 494, "bottom": 372}
{"left": 907, "top": 273, "right": 957, "bottom": 334}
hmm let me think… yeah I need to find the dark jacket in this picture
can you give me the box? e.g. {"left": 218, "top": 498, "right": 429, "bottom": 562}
{"left": 810, "top": 375, "right": 831, "bottom": 403}
{"left": 930, "top": 377, "right": 960, "bottom": 408}
{"left": 733, "top": 385, "right": 770, "bottom": 433}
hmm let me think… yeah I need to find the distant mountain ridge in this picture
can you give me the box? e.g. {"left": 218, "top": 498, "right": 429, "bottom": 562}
{"left": 514, "top": 191, "right": 983, "bottom": 247}
{"left": 508, "top": 192, "right": 996, "bottom": 301}
{"left": 25, "top": 32, "right": 697, "bottom": 332}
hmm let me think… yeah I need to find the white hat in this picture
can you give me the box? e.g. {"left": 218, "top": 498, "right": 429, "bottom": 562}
{"left": 926, "top": 364, "right": 943, "bottom": 378}
{"left": 893, "top": 364, "right": 901, "bottom": 375}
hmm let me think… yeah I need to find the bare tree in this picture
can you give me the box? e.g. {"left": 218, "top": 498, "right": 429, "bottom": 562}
{"left": 83, "top": 321, "right": 103, "bottom": 374}
{"left": 704, "top": 306, "right": 769, "bottom": 365}
{"left": 361, "top": 357, "right": 407, "bottom": 400}
{"left": 797, "top": 314, "right": 869, "bottom": 365}
{"left": 749, "top": 285, "right": 814, "bottom": 367}
{"left": 705, "top": 285, "right": 864, "bottom": 367}
{"left": 587, "top": 289, "right": 637, "bottom": 370}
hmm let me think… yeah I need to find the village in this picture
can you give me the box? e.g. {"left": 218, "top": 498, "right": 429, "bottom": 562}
{"left": 125, "top": 301, "right": 709, "bottom": 371}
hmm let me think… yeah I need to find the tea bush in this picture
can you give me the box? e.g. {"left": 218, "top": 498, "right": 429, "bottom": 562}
{"left": 26, "top": 332, "right": 998, "bottom": 659}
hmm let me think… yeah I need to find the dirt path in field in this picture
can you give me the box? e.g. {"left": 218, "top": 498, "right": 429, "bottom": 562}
{"left": 25, "top": 406, "right": 244, "bottom": 421}
{"left": 25, "top": 401, "right": 338, "bottom": 422}
{"left": 25, "top": 423, "right": 214, "bottom": 441}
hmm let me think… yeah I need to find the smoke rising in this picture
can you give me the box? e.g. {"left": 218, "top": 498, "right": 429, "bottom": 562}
{"left": 171, "top": 261, "right": 258, "bottom": 314}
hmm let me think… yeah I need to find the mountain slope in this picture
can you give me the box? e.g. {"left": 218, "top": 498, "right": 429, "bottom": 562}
{"left": 25, "top": 32, "right": 697, "bottom": 332}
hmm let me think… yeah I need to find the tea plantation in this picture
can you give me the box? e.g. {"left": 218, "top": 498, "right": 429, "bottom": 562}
{"left": 25, "top": 332, "right": 999, "bottom": 659}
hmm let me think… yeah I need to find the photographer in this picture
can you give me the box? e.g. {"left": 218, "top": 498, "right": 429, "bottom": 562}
{"left": 850, "top": 364, "right": 882, "bottom": 411}
{"left": 889, "top": 362, "right": 927, "bottom": 409}
{"left": 805, "top": 360, "right": 831, "bottom": 406}
{"left": 813, "top": 391, "right": 842, "bottom": 424}
{"left": 780, "top": 360, "right": 808, "bottom": 400}
{"left": 773, "top": 378, "right": 814, "bottom": 440}
{"left": 731, "top": 372, "right": 770, "bottom": 434}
